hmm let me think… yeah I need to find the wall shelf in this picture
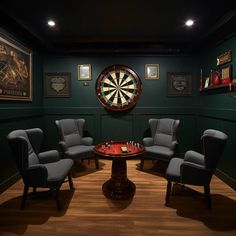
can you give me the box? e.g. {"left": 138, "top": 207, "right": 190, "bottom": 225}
{"left": 199, "top": 83, "right": 235, "bottom": 92}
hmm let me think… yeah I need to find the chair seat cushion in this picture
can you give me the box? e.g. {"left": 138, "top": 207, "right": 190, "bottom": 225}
{"left": 65, "top": 145, "right": 94, "bottom": 160}
{"left": 166, "top": 157, "right": 184, "bottom": 182}
{"left": 45, "top": 159, "right": 73, "bottom": 187}
{"left": 145, "top": 145, "right": 174, "bottom": 160}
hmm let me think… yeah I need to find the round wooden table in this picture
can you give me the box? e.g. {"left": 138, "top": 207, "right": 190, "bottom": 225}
{"left": 93, "top": 141, "right": 144, "bottom": 200}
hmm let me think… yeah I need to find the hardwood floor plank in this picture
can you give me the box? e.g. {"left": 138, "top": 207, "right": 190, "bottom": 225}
{"left": 0, "top": 160, "right": 236, "bottom": 236}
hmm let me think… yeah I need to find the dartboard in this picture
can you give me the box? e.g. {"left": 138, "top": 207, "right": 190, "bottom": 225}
{"left": 96, "top": 65, "right": 142, "bottom": 111}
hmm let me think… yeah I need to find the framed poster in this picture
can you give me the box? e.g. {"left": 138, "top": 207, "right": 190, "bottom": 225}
{"left": 145, "top": 64, "right": 159, "bottom": 80}
{"left": 167, "top": 72, "right": 192, "bottom": 96}
{"left": 0, "top": 33, "right": 32, "bottom": 101}
{"left": 44, "top": 72, "right": 71, "bottom": 97}
{"left": 78, "top": 64, "right": 91, "bottom": 80}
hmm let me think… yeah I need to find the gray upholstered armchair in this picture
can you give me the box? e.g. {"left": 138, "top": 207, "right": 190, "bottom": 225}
{"left": 140, "top": 118, "right": 180, "bottom": 170}
{"left": 55, "top": 118, "right": 99, "bottom": 169}
{"left": 7, "top": 128, "right": 74, "bottom": 210}
{"left": 165, "top": 129, "right": 228, "bottom": 209}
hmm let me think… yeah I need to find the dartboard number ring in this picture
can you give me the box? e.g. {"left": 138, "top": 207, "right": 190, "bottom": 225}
{"left": 96, "top": 65, "right": 142, "bottom": 111}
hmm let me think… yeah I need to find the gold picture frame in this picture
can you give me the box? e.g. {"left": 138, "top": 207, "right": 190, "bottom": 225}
{"left": 145, "top": 64, "right": 160, "bottom": 80}
{"left": 0, "top": 33, "right": 32, "bottom": 101}
{"left": 78, "top": 64, "right": 92, "bottom": 80}
{"left": 221, "top": 66, "right": 231, "bottom": 80}
{"left": 217, "top": 50, "right": 232, "bottom": 66}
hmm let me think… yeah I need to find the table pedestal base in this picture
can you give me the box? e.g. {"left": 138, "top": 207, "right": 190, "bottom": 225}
{"left": 102, "top": 159, "right": 136, "bottom": 200}
{"left": 102, "top": 178, "right": 136, "bottom": 200}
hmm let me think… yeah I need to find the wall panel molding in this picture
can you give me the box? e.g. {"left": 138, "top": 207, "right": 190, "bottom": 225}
{"left": 0, "top": 173, "right": 20, "bottom": 194}
{"left": 216, "top": 169, "right": 236, "bottom": 190}
{"left": 43, "top": 106, "right": 196, "bottom": 115}
{"left": 0, "top": 107, "right": 43, "bottom": 121}
{"left": 197, "top": 108, "right": 236, "bottom": 122}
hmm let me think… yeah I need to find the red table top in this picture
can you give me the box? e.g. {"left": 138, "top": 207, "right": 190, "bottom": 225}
{"left": 93, "top": 141, "right": 144, "bottom": 159}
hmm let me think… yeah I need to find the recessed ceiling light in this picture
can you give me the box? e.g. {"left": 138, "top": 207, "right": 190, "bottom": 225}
{"left": 185, "top": 19, "right": 194, "bottom": 27}
{"left": 48, "top": 20, "right": 56, "bottom": 27}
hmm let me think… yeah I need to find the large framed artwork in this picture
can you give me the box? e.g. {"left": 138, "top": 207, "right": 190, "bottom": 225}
{"left": 0, "top": 33, "right": 32, "bottom": 101}
{"left": 167, "top": 72, "right": 192, "bottom": 96}
{"left": 44, "top": 72, "right": 71, "bottom": 97}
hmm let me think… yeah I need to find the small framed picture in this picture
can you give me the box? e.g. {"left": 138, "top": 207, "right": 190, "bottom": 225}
{"left": 221, "top": 66, "right": 231, "bottom": 80}
{"left": 78, "top": 64, "right": 92, "bottom": 80}
{"left": 44, "top": 72, "right": 71, "bottom": 97}
{"left": 221, "top": 65, "right": 232, "bottom": 84}
{"left": 145, "top": 64, "right": 159, "bottom": 80}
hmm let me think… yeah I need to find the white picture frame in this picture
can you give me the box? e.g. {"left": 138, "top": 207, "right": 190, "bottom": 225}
{"left": 78, "top": 64, "right": 91, "bottom": 80}
{"left": 145, "top": 64, "right": 160, "bottom": 80}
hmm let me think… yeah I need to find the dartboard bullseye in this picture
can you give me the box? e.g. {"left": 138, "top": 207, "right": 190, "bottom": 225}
{"left": 96, "top": 65, "right": 142, "bottom": 111}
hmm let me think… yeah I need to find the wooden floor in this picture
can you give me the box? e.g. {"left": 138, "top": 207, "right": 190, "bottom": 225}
{"left": 0, "top": 160, "right": 236, "bottom": 236}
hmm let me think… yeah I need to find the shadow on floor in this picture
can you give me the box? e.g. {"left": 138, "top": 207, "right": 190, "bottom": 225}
{"left": 136, "top": 159, "right": 168, "bottom": 178}
{"left": 166, "top": 184, "right": 236, "bottom": 231}
{"left": 72, "top": 160, "right": 105, "bottom": 178}
{"left": 105, "top": 197, "right": 134, "bottom": 212}
{"left": 0, "top": 188, "right": 74, "bottom": 235}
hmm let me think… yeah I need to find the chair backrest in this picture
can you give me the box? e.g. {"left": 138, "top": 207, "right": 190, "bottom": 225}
{"left": 7, "top": 128, "right": 43, "bottom": 170}
{"left": 149, "top": 118, "right": 180, "bottom": 148}
{"left": 55, "top": 119, "right": 85, "bottom": 148}
{"left": 201, "top": 129, "right": 228, "bottom": 170}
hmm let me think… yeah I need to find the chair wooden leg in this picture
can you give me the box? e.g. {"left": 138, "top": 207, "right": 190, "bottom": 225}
{"left": 165, "top": 180, "right": 172, "bottom": 204}
{"left": 95, "top": 156, "right": 99, "bottom": 169}
{"left": 68, "top": 174, "right": 74, "bottom": 189}
{"left": 204, "top": 184, "right": 212, "bottom": 209}
{"left": 32, "top": 187, "right": 37, "bottom": 194}
{"left": 140, "top": 159, "right": 144, "bottom": 170}
{"left": 21, "top": 185, "right": 29, "bottom": 209}
{"left": 55, "top": 189, "right": 62, "bottom": 211}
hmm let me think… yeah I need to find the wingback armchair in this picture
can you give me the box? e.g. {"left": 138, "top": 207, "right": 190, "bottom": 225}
{"left": 165, "top": 129, "right": 228, "bottom": 209}
{"left": 7, "top": 128, "right": 74, "bottom": 210}
{"left": 140, "top": 118, "right": 180, "bottom": 170}
{"left": 55, "top": 118, "right": 99, "bottom": 169}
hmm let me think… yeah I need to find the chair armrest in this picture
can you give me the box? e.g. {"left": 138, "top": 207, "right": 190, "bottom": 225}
{"left": 22, "top": 164, "right": 48, "bottom": 187}
{"left": 38, "top": 150, "right": 60, "bottom": 164}
{"left": 58, "top": 141, "right": 68, "bottom": 153}
{"left": 143, "top": 137, "right": 154, "bottom": 146}
{"left": 170, "top": 140, "right": 178, "bottom": 150}
{"left": 180, "top": 162, "right": 212, "bottom": 185}
{"left": 81, "top": 137, "right": 93, "bottom": 145}
{"left": 184, "top": 150, "right": 205, "bottom": 166}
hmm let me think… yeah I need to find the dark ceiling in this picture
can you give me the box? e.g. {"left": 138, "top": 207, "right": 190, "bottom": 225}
{"left": 0, "top": 0, "right": 236, "bottom": 54}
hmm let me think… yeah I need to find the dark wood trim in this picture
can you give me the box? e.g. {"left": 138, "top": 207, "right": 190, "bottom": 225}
{"left": 0, "top": 172, "right": 20, "bottom": 194}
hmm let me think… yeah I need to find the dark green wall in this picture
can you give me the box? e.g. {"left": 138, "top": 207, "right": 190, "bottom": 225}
{"left": 0, "top": 28, "right": 44, "bottom": 191}
{"left": 196, "top": 34, "right": 236, "bottom": 187}
{"left": 1, "top": 24, "right": 236, "bottom": 192}
{"left": 43, "top": 55, "right": 198, "bottom": 156}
